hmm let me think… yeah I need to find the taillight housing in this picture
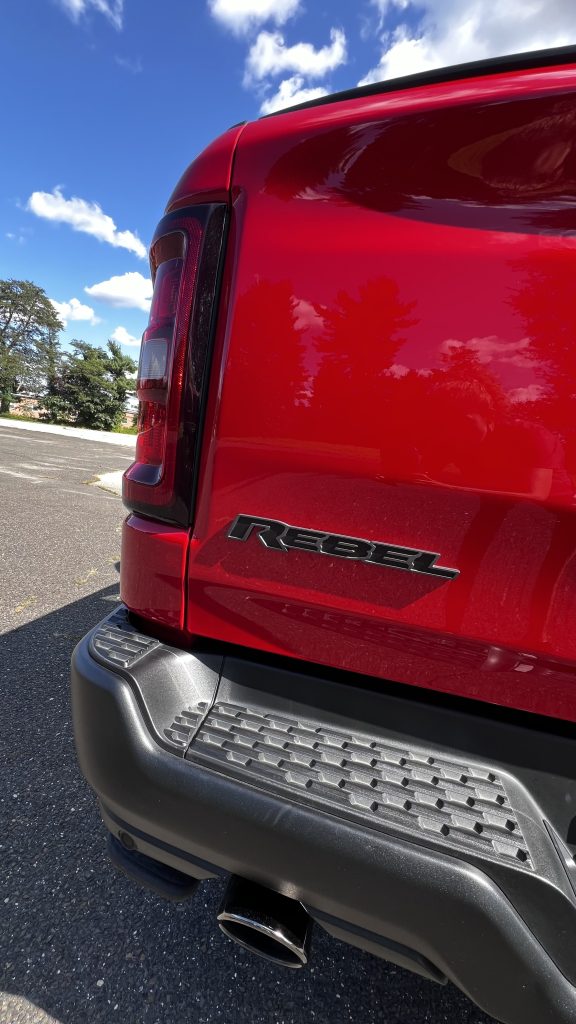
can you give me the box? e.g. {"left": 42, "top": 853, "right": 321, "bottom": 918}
{"left": 123, "top": 204, "right": 227, "bottom": 524}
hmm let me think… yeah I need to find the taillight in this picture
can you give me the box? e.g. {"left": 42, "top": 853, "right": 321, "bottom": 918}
{"left": 123, "top": 204, "right": 227, "bottom": 524}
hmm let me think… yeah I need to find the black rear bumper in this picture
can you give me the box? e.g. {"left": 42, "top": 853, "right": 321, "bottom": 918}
{"left": 71, "top": 608, "right": 576, "bottom": 1024}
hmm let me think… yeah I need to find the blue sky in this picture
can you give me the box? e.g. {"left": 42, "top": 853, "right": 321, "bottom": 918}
{"left": 1, "top": 0, "right": 572, "bottom": 355}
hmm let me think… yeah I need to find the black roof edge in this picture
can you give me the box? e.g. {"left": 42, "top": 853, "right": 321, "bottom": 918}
{"left": 261, "top": 44, "right": 576, "bottom": 119}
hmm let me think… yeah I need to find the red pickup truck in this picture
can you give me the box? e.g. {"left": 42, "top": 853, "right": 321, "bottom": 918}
{"left": 72, "top": 46, "right": 576, "bottom": 1023}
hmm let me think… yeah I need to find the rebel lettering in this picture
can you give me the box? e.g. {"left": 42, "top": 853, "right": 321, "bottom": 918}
{"left": 321, "top": 535, "right": 373, "bottom": 559}
{"left": 227, "top": 515, "right": 459, "bottom": 580}
{"left": 282, "top": 527, "right": 325, "bottom": 552}
{"left": 227, "top": 515, "right": 288, "bottom": 551}
{"left": 367, "top": 544, "right": 418, "bottom": 570}
{"left": 412, "top": 551, "right": 459, "bottom": 579}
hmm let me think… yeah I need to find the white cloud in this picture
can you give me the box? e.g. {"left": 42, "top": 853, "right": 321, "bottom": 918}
{"left": 367, "top": 0, "right": 411, "bottom": 26}
{"left": 50, "top": 297, "right": 100, "bottom": 328}
{"left": 110, "top": 325, "right": 141, "bottom": 346}
{"left": 57, "top": 0, "right": 124, "bottom": 29}
{"left": 385, "top": 363, "right": 410, "bottom": 378}
{"left": 358, "top": 0, "right": 573, "bottom": 86}
{"left": 509, "top": 385, "right": 546, "bottom": 404}
{"left": 441, "top": 335, "right": 532, "bottom": 368}
{"left": 291, "top": 297, "right": 325, "bottom": 332}
{"left": 208, "top": 0, "right": 300, "bottom": 34}
{"left": 85, "top": 272, "right": 152, "bottom": 312}
{"left": 27, "top": 187, "right": 146, "bottom": 259}
{"left": 246, "top": 28, "right": 346, "bottom": 83}
{"left": 260, "top": 75, "right": 329, "bottom": 115}
{"left": 115, "top": 54, "right": 142, "bottom": 74}
{"left": 359, "top": 30, "right": 436, "bottom": 84}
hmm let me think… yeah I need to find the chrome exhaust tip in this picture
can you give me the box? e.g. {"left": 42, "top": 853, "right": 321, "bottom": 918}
{"left": 217, "top": 876, "right": 312, "bottom": 968}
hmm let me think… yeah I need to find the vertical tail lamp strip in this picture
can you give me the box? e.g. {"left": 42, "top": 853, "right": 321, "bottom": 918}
{"left": 123, "top": 204, "right": 228, "bottom": 526}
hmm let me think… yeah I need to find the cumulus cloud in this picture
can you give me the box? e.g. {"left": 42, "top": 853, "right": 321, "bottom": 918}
{"left": 441, "top": 335, "right": 532, "bottom": 368}
{"left": 57, "top": 0, "right": 124, "bottom": 29}
{"left": 27, "top": 187, "right": 147, "bottom": 259}
{"left": 358, "top": 0, "right": 573, "bottom": 85}
{"left": 110, "top": 325, "right": 141, "bottom": 346}
{"left": 260, "top": 75, "right": 329, "bottom": 114}
{"left": 509, "top": 385, "right": 547, "bottom": 404}
{"left": 246, "top": 28, "right": 346, "bottom": 83}
{"left": 385, "top": 363, "right": 410, "bottom": 378}
{"left": 208, "top": 0, "right": 300, "bottom": 34}
{"left": 50, "top": 297, "right": 100, "bottom": 328}
{"left": 85, "top": 272, "right": 152, "bottom": 312}
{"left": 291, "top": 297, "right": 325, "bottom": 332}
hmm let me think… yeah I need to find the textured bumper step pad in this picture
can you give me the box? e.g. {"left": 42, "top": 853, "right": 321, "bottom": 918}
{"left": 90, "top": 619, "right": 160, "bottom": 670}
{"left": 188, "top": 702, "right": 531, "bottom": 868}
{"left": 164, "top": 702, "right": 209, "bottom": 750}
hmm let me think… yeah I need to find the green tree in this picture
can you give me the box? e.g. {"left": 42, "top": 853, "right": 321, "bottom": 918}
{"left": 56, "top": 340, "right": 137, "bottom": 430}
{"left": 0, "top": 279, "right": 63, "bottom": 413}
{"left": 105, "top": 339, "right": 137, "bottom": 413}
{"left": 35, "top": 329, "right": 67, "bottom": 423}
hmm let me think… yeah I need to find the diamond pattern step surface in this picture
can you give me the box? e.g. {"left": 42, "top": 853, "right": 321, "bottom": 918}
{"left": 188, "top": 702, "right": 532, "bottom": 869}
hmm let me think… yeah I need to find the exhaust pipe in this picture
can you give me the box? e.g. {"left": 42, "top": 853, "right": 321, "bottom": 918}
{"left": 217, "top": 876, "right": 312, "bottom": 968}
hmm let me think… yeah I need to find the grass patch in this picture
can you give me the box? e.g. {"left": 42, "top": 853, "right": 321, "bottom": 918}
{"left": 114, "top": 423, "right": 138, "bottom": 435}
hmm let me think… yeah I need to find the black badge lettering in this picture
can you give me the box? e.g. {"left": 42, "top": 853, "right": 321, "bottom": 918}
{"left": 227, "top": 515, "right": 459, "bottom": 579}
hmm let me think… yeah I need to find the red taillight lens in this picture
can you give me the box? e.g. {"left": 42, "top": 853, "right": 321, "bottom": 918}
{"left": 123, "top": 204, "right": 227, "bottom": 522}
{"left": 135, "top": 399, "right": 166, "bottom": 468}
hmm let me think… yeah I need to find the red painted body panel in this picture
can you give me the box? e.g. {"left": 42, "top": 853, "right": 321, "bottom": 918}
{"left": 184, "top": 63, "right": 576, "bottom": 721}
{"left": 165, "top": 123, "right": 245, "bottom": 212}
{"left": 121, "top": 515, "right": 189, "bottom": 631}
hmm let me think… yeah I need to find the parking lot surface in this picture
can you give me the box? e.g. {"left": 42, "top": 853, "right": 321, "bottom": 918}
{"left": 0, "top": 425, "right": 492, "bottom": 1024}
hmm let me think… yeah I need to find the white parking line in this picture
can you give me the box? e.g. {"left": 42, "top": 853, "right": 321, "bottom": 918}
{"left": 62, "top": 488, "right": 118, "bottom": 501}
{"left": 43, "top": 454, "right": 109, "bottom": 462}
{"left": 0, "top": 433, "right": 55, "bottom": 444}
{"left": 0, "top": 467, "right": 44, "bottom": 481}
{"left": 41, "top": 463, "right": 93, "bottom": 471}
{"left": 19, "top": 463, "right": 60, "bottom": 471}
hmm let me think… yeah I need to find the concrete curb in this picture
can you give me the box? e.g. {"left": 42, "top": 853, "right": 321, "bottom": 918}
{"left": 0, "top": 417, "right": 136, "bottom": 448}
{"left": 93, "top": 470, "right": 124, "bottom": 496}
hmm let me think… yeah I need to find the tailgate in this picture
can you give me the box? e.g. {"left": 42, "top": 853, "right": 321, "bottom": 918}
{"left": 187, "top": 59, "right": 576, "bottom": 721}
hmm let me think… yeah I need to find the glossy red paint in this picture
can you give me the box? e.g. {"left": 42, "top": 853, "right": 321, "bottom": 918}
{"left": 165, "top": 123, "right": 245, "bottom": 212}
{"left": 184, "top": 62, "right": 576, "bottom": 721}
{"left": 121, "top": 514, "right": 189, "bottom": 631}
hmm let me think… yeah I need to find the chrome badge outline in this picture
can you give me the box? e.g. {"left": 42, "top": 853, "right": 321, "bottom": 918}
{"left": 227, "top": 515, "right": 459, "bottom": 579}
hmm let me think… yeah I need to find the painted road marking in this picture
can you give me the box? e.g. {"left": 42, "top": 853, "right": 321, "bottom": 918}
{"left": 0, "top": 467, "right": 44, "bottom": 481}
{"left": 40, "top": 463, "right": 93, "bottom": 470}
{"left": 61, "top": 488, "right": 118, "bottom": 501}
{"left": 0, "top": 433, "right": 55, "bottom": 444}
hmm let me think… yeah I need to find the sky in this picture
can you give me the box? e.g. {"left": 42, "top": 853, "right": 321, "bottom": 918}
{"left": 1, "top": 0, "right": 574, "bottom": 356}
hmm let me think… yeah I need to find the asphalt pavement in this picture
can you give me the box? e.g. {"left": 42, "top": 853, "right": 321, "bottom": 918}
{"left": 0, "top": 425, "right": 492, "bottom": 1024}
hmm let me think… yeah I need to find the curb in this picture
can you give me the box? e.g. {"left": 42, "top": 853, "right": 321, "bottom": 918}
{"left": 0, "top": 417, "right": 136, "bottom": 448}
{"left": 93, "top": 470, "right": 124, "bottom": 496}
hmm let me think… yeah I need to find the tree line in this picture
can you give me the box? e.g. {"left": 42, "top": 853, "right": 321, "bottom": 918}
{"left": 0, "top": 278, "right": 137, "bottom": 431}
